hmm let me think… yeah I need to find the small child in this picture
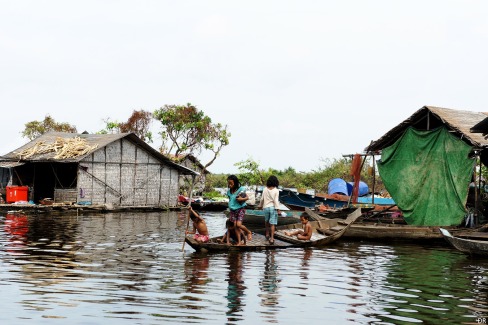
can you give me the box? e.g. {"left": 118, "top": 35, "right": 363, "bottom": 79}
{"left": 284, "top": 214, "right": 312, "bottom": 240}
{"left": 258, "top": 175, "right": 281, "bottom": 245}
{"left": 218, "top": 219, "right": 247, "bottom": 245}
{"left": 186, "top": 207, "right": 210, "bottom": 243}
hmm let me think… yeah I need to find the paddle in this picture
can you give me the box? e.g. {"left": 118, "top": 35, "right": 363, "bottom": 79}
{"left": 182, "top": 174, "right": 196, "bottom": 251}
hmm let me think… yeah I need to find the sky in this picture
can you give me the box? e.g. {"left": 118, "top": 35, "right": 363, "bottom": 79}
{"left": 2, "top": 1, "right": 488, "bottom": 174}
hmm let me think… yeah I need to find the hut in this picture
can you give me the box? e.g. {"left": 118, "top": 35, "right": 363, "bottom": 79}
{"left": 0, "top": 132, "right": 198, "bottom": 209}
{"left": 367, "top": 106, "right": 488, "bottom": 226}
{"left": 173, "top": 154, "right": 210, "bottom": 195}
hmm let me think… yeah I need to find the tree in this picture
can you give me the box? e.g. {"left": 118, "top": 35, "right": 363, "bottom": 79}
{"left": 98, "top": 110, "right": 153, "bottom": 143}
{"left": 234, "top": 157, "right": 268, "bottom": 186}
{"left": 22, "top": 115, "right": 77, "bottom": 140}
{"left": 153, "top": 103, "right": 230, "bottom": 174}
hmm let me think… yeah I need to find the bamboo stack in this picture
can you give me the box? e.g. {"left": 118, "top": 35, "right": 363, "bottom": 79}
{"left": 15, "top": 137, "right": 98, "bottom": 160}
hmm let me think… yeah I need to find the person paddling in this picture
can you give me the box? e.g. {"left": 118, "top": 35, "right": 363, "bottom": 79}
{"left": 186, "top": 207, "right": 210, "bottom": 243}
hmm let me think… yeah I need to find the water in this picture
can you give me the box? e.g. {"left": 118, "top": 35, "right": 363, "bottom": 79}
{"left": 1, "top": 211, "right": 488, "bottom": 324}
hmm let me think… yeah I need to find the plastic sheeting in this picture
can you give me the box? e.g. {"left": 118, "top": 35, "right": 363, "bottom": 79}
{"left": 377, "top": 127, "right": 475, "bottom": 226}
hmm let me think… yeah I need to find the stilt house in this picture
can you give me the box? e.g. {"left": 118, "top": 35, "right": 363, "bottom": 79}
{"left": 367, "top": 106, "right": 488, "bottom": 226}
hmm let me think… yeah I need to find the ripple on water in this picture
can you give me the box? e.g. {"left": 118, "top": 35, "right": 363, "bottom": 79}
{"left": 1, "top": 212, "right": 488, "bottom": 324}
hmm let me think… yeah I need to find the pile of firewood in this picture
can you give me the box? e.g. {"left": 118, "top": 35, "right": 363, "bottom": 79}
{"left": 15, "top": 137, "right": 98, "bottom": 160}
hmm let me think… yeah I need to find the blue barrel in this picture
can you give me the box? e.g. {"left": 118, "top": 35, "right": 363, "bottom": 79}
{"left": 328, "top": 178, "right": 348, "bottom": 195}
{"left": 347, "top": 181, "right": 369, "bottom": 196}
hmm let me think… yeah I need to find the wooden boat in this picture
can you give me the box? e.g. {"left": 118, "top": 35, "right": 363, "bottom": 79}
{"left": 185, "top": 233, "right": 297, "bottom": 252}
{"left": 440, "top": 228, "right": 488, "bottom": 256}
{"left": 278, "top": 189, "right": 326, "bottom": 210}
{"left": 273, "top": 208, "right": 362, "bottom": 247}
{"left": 316, "top": 192, "right": 397, "bottom": 212}
{"left": 224, "top": 208, "right": 302, "bottom": 228}
{"left": 304, "top": 207, "right": 457, "bottom": 241}
{"left": 191, "top": 200, "right": 228, "bottom": 211}
{"left": 178, "top": 195, "right": 228, "bottom": 211}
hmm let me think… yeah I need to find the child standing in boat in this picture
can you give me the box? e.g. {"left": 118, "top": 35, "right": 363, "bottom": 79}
{"left": 186, "top": 207, "right": 210, "bottom": 243}
{"left": 227, "top": 175, "right": 252, "bottom": 245}
{"left": 284, "top": 214, "right": 312, "bottom": 240}
{"left": 218, "top": 219, "right": 247, "bottom": 245}
{"left": 258, "top": 175, "right": 281, "bottom": 245}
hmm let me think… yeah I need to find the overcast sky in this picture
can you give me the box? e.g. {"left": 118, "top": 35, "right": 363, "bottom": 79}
{"left": 2, "top": 1, "right": 488, "bottom": 173}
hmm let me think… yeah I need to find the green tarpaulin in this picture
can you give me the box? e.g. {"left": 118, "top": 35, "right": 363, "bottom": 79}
{"left": 377, "top": 127, "right": 475, "bottom": 226}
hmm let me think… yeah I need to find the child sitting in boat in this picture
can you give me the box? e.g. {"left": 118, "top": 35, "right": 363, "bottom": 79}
{"left": 284, "top": 214, "right": 312, "bottom": 240}
{"left": 187, "top": 207, "right": 210, "bottom": 243}
{"left": 218, "top": 219, "right": 247, "bottom": 246}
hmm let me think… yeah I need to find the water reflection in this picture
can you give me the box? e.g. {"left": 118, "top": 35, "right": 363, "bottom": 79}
{"left": 300, "top": 248, "right": 312, "bottom": 281}
{"left": 1, "top": 212, "right": 488, "bottom": 324}
{"left": 185, "top": 253, "right": 210, "bottom": 296}
{"left": 260, "top": 250, "right": 280, "bottom": 306}
{"left": 4, "top": 213, "right": 29, "bottom": 254}
{"left": 226, "top": 251, "right": 247, "bottom": 322}
{"left": 259, "top": 250, "right": 280, "bottom": 323}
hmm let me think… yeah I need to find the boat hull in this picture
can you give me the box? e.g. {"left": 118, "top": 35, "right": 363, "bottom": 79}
{"left": 184, "top": 233, "right": 297, "bottom": 252}
{"left": 440, "top": 228, "right": 488, "bottom": 256}
{"left": 224, "top": 209, "right": 302, "bottom": 228}
{"left": 274, "top": 208, "right": 361, "bottom": 247}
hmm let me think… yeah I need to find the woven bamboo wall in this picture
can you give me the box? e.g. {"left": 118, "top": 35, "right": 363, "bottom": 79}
{"left": 77, "top": 139, "right": 180, "bottom": 207}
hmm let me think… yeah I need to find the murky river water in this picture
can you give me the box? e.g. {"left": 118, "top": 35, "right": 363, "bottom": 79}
{"left": 1, "top": 210, "right": 488, "bottom": 324}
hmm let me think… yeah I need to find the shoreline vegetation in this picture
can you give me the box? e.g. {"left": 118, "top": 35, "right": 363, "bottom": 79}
{"left": 200, "top": 157, "right": 385, "bottom": 199}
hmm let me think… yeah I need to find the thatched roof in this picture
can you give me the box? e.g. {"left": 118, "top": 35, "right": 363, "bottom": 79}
{"left": 0, "top": 132, "right": 198, "bottom": 175}
{"left": 367, "top": 106, "right": 488, "bottom": 152}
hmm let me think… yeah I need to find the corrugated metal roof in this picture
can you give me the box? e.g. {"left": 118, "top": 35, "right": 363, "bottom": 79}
{"left": 2, "top": 132, "right": 198, "bottom": 175}
{"left": 367, "top": 106, "right": 488, "bottom": 152}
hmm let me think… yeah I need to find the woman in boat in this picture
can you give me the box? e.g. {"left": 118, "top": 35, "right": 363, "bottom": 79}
{"left": 258, "top": 175, "right": 281, "bottom": 245}
{"left": 227, "top": 175, "right": 252, "bottom": 245}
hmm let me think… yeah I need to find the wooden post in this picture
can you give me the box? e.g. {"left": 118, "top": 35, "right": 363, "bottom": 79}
{"left": 347, "top": 141, "right": 374, "bottom": 208}
{"left": 372, "top": 154, "right": 376, "bottom": 205}
{"left": 476, "top": 155, "right": 482, "bottom": 226}
{"left": 182, "top": 174, "right": 196, "bottom": 251}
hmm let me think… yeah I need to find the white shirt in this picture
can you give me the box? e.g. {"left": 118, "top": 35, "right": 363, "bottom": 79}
{"left": 259, "top": 187, "right": 280, "bottom": 209}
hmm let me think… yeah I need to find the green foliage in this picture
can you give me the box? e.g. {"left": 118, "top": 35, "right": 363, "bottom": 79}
{"left": 153, "top": 103, "right": 230, "bottom": 159}
{"left": 22, "top": 115, "right": 77, "bottom": 140}
{"left": 154, "top": 103, "right": 230, "bottom": 186}
{"left": 205, "top": 174, "right": 228, "bottom": 190}
{"left": 227, "top": 156, "right": 384, "bottom": 194}
{"left": 98, "top": 110, "right": 153, "bottom": 143}
{"left": 234, "top": 157, "right": 268, "bottom": 185}
{"left": 202, "top": 190, "right": 226, "bottom": 199}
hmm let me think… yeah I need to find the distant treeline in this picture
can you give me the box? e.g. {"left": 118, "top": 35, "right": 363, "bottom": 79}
{"left": 205, "top": 157, "right": 385, "bottom": 195}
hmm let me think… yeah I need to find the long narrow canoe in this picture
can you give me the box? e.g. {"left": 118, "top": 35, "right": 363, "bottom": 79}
{"left": 274, "top": 208, "right": 362, "bottom": 247}
{"left": 440, "top": 228, "right": 488, "bottom": 256}
{"left": 185, "top": 233, "right": 297, "bottom": 252}
{"left": 223, "top": 208, "right": 302, "bottom": 228}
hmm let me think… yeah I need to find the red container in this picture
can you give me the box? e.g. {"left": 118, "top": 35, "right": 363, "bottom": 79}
{"left": 6, "top": 186, "right": 29, "bottom": 203}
